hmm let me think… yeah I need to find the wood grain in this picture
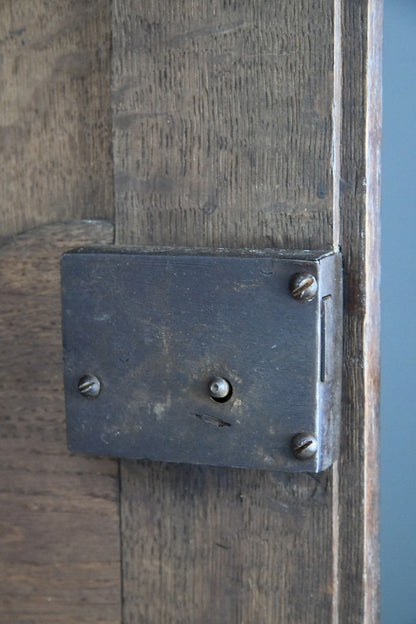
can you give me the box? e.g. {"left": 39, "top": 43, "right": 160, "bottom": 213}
{"left": 0, "top": 1, "right": 113, "bottom": 241}
{"left": 337, "top": 1, "right": 381, "bottom": 621}
{"left": 0, "top": 0, "right": 381, "bottom": 620}
{"left": 112, "top": 0, "right": 336, "bottom": 250}
{"left": 112, "top": 1, "right": 341, "bottom": 622}
{"left": 0, "top": 221, "right": 121, "bottom": 623}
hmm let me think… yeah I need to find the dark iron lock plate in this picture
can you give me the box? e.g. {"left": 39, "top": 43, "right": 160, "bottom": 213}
{"left": 61, "top": 248, "right": 342, "bottom": 472}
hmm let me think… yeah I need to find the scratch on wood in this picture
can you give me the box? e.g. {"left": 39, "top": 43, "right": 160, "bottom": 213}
{"left": 167, "top": 20, "right": 250, "bottom": 46}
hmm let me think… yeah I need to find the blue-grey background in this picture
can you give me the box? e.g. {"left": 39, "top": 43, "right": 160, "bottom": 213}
{"left": 381, "top": 1, "right": 416, "bottom": 622}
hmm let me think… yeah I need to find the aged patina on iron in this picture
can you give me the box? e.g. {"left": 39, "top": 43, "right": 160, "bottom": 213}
{"left": 61, "top": 247, "right": 342, "bottom": 473}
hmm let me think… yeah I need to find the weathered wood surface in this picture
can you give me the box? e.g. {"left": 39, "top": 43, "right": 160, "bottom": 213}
{"left": 112, "top": 0, "right": 336, "bottom": 250}
{"left": 0, "top": 221, "right": 121, "bottom": 624}
{"left": 0, "top": 1, "right": 113, "bottom": 241}
{"left": 337, "top": 1, "right": 381, "bottom": 621}
{"left": 113, "top": 1, "right": 340, "bottom": 623}
{"left": 0, "top": 0, "right": 381, "bottom": 621}
{"left": 113, "top": 0, "right": 381, "bottom": 622}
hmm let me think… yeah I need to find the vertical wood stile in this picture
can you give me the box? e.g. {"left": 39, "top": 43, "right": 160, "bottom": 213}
{"left": 111, "top": 1, "right": 381, "bottom": 622}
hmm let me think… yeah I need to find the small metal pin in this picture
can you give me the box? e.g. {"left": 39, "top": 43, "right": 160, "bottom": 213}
{"left": 291, "top": 432, "right": 318, "bottom": 460}
{"left": 290, "top": 273, "right": 318, "bottom": 301}
{"left": 78, "top": 374, "right": 101, "bottom": 398}
{"left": 209, "top": 377, "right": 231, "bottom": 400}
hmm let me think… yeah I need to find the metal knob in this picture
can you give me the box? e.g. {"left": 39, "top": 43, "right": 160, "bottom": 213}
{"left": 209, "top": 377, "right": 231, "bottom": 401}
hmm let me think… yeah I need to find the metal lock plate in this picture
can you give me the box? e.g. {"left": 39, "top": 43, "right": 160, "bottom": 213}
{"left": 61, "top": 248, "right": 342, "bottom": 472}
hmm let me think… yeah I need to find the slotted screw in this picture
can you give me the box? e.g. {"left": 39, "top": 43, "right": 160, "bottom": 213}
{"left": 290, "top": 273, "right": 318, "bottom": 301}
{"left": 291, "top": 432, "right": 318, "bottom": 460}
{"left": 78, "top": 374, "right": 101, "bottom": 398}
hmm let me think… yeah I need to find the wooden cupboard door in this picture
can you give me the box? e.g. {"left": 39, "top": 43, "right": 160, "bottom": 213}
{"left": 0, "top": 1, "right": 381, "bottom": 622}
{"left": 112, "top": 1, "right": 380, "bottom": 623}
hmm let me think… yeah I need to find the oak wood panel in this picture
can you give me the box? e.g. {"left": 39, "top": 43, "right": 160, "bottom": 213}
{"left": 112, "top": 0, "right": 336, "bottom": 250}
{"left": 112, "top": 1, "right": 341, "bottom": 622}
{"left": 0, "top": 1, "right": 113, "bottom": 241}
{"left": 0, "top": 0, "right": 381, "bottom": 620}
{"left": 0, "top": 221, "right": 121, "bottom": 623}
{"left": 337, "top": 1, "right": 381, "bottom": 621}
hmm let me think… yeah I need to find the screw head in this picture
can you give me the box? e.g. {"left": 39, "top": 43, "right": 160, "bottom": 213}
{"left": 78, "top": 374, "right": 101, "bottom": 398}
{"left": 290, "top": 273, "right": 318, "bottom": 301}
{"left": 291, "top": 432, "right": 318, "bottom": 460}
{"left": 209, "top": 377, "right": 231, "bottom": 400}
